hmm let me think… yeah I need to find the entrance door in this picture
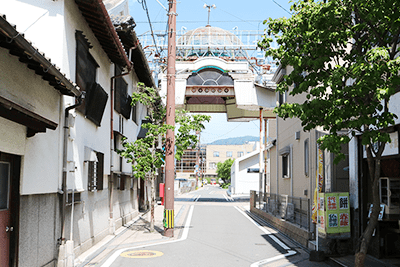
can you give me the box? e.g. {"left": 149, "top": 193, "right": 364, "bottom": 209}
{"left": 0, "top": 152, "right": 20, "bottom": 266}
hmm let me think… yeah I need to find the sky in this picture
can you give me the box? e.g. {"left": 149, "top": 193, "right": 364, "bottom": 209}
{"left": 128, "top": 0, "right": 292, "bottom": 144}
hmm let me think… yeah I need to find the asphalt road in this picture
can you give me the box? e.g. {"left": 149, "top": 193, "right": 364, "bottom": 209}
{"left": 101, "top": 185, "right": 308, "bottom": 267}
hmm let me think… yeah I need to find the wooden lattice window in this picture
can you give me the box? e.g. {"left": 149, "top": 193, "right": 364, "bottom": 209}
{"left": 88, "top": 152, "right": 104, "bottom": 191}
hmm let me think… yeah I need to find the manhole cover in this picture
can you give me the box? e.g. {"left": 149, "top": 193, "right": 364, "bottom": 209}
{"left": 120, "top": 250, "right": 164, "bottom": 259}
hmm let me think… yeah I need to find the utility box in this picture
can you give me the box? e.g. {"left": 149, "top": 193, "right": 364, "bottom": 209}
{"left": 318, "top": 192, "right": 351, "bottom": 239}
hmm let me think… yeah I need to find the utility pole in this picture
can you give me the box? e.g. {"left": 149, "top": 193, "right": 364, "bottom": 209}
{"left": 164, "top": 0, "right": 176, "bottom": 238}
{"left": 259, "top": 108, "right": 263, "bottom": 205}
{"left": 195, "top": 131, "right": 200, "bottom": 188}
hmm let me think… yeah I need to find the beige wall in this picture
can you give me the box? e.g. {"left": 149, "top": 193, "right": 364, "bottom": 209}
{"left": 271, "top": 65, "right": 318, "bottom": 201}
{"left": 206, "top": 143, "right": 257, "bottom": 175}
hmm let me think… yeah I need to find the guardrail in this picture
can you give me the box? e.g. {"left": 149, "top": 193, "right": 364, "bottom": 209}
{"left": 254, "top": 191, "right": 311, "bottom": 232}
{"left": 174, "top": 178, "right": 196, "bottom": 195}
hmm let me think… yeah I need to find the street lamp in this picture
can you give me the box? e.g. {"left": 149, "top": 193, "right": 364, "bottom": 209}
{"left": 203, "top": 4, "right": 216, "bottom": 26}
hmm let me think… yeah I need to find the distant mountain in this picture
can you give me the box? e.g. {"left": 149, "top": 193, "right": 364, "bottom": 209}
{"left": 207, "top": 136, "right": 259, "bottom": 145}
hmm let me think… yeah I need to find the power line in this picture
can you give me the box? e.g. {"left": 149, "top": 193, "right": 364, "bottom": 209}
{"left": 135, "top": 20, "right": 265, "bottom": 24}
{"left": 137, "top": 0, "right": 160, "bottom": 55}
{"left": 271, "top": 0, "right": 292, "bottom": 15}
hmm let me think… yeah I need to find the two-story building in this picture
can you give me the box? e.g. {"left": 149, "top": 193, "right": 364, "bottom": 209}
{"left": 0, "top": 0, "right": 155, "bottom": 266}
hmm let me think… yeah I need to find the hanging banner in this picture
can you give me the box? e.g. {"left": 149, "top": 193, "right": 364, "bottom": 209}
{"left": 312, "top": 147, "right": 324, "bottom": 223}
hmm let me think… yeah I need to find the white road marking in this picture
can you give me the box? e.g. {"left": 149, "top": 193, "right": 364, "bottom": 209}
{"left": 101, "top": 205, "right": 195, "bottom": 267}
{"left": 194, "top": 195, "right": 200, "bottom": 202}
{"left": 233, "top": 206, "right": 296, "bottom": 266}
{"left": 250, "top": 250, "right": 297, "bottom": 266}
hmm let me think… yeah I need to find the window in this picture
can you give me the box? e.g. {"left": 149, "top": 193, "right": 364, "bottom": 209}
{"left": 279, "top": 146, "right": 291, "bottom": 178}
{"left": 282, "top": 154, "right": 290, "bottom": 178}
{"left": 75, "top": 31, "right": 108, "bottom": 126}
{"left": 226, "top": 151, "right": 233, "bottom": 157}
{"left": 304, "top": 139, "right": 309, "bottom": 177}
{"left": 209, "top": 162, "right": 216, "bottom": 169}
{"left": 88, "top": 152, "right": 104, "bottom": 191}
{"left": 278, "top": 91, "right": 287, "bottom": 106}
{"left": 237, "top": 151, "right": 244, "bottom": 157}
{"left": 213, "top": 151, "right": 219, "bottom": 157}
{"left": 117, "top": 174, "right": 126, "bottom": 190}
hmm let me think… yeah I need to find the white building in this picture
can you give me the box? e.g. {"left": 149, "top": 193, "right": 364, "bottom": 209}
{"left": 230, "top": 149, "right": 263, "bottom": 195}
{"left": 0, "top": 1, "right": 154, "bottom": 266}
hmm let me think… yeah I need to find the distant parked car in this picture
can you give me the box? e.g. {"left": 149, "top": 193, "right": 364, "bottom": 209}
{"left": 210, "top": 178, "right": 216, "bottom": 185}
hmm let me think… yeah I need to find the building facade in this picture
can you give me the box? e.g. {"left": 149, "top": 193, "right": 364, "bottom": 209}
{"left": 0, "top": 1, "right": 154, "bottom": 266}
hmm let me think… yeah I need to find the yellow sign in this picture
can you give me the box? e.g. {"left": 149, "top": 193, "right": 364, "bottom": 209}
{"left": 318, "top": 192, "right": 351, "bottom": 236}
{"left": 164, "top": 209, "right": 174, "bottom": 228}
{"left": 120, "top": 250, "right": 164, "bottom": 259}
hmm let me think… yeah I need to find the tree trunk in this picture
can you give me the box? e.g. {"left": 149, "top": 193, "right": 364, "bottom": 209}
{"left": 355, "top": 144, "right": 384, "bottom": 267}
{"left": 150, "top": 174, "right": 155, "bottom": 232}
{"left": 355, "top": 176, "right": 380, "bottom": 266}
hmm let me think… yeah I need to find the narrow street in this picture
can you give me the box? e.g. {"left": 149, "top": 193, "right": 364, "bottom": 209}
{"left": 89, "top": 186, "right": 339, "bottom": 267}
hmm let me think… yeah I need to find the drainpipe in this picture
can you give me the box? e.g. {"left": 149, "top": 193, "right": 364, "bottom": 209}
{"left": 109, "top": 64, "right": 133, "bottom": 233}
{"left": 60, "top": 93, "right": 84, "bottom": 245}
{"left": 60, "top": 93, "right": 84, "bottom": 267}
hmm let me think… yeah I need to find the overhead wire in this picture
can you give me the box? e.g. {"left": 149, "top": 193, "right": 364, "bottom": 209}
{"left": 137, "top": 0, "right": 160, "bottom": 55}
{"left": 271, "top": 0, "right": 292, "bottom": 15}
{"left": 135, "top": 20, "right": 266, "bottom": 24}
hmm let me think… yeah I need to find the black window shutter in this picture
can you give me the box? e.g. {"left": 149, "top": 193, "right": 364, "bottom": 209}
{"left": 75, "top": 31, "right": 98, "bottom": 115}
{"left": 131, "top": 103, "right": 137, "bottom": 123}
{"left": 85, "top": 83, "right": 108, "bottom": 126}
{"left": 96, "top": 152, "right": 104, "bottom": 190}
{"left": 114, "top": 78, "right": 122, "bottom": 113}
{"left": 121, "top": 95, "right": 132, "bottom": 119}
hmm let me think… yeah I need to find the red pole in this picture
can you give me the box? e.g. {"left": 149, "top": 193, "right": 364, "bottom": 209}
{"left": 164, "top": 0, "right": 176, "bottom": 237}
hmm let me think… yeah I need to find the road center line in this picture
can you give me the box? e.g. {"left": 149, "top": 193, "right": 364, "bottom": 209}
{"left": 101, "top": 205, "right": 195, "bottom": 267}
{"left": 233, "top": 206, "right": 296, "bottom": 266}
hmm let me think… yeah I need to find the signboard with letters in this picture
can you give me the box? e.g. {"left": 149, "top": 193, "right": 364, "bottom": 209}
{"left": 318, "top": 192, "right": 351, "bottom": 238}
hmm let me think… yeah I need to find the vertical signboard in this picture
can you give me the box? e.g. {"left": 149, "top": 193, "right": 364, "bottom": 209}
{"left": 318, "top": 192, "right": 350, "bottom": 237}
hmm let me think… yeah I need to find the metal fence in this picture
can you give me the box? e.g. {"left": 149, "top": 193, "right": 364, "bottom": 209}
{"left": 255, "top": 192, "right": 311, "bottom": 232}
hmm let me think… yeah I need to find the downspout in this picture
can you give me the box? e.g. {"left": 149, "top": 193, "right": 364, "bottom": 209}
{"left": 109, "top": 57, "right": 134, "bottom": 233}
{"left": 264, "top": 119, "right": 268, "bottom": 195}
{"left": 61, "top": 93, "right": 84, "bottom": 245}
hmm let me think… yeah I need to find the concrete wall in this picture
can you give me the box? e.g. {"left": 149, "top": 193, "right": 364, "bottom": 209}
{"left": 250, "top": 191, "right": 312, "bottom": 248}
{"left": 19, "top": 194, "right": 60, "bottom": 267}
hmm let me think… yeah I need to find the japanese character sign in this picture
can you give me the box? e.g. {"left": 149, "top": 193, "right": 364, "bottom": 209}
{"left": 339, "top": 196, "right": 348, "bottom": 209}
{"left": 319, "top": 196, "right": 324, "bottom": 210}
{"left": 327, "top": 196, "right": 337, "bottom": 210}
{"left": 340, "top": 213, "right": 349, "bottom": 227}
{"left": 320, "top": 215, "right": 325, "bottom": 228}
{"left": 328, "top": 213, "right": 338, "bottom": 227}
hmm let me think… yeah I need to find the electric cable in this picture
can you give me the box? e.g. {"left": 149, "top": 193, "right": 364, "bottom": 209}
{"left": 137, "top": 0, "right": 160, "bottom": 55}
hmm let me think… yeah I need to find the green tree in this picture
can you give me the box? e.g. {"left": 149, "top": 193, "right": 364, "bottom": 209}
{"left": 216, "top": 159, "right": 234, "bottom": 186}
{"left": 118, "top": 83, "right": 210, "bottom": 231}
{"left": 259, "top": 0, "right": 400, "bottom": 265}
